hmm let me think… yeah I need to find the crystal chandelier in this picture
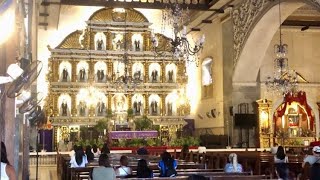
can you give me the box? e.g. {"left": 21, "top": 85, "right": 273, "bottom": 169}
{"left": 265, "top": 0, "right": 298, "bottom": 95}
{"left": 151, "top": 2, "right": 205, "bottom": 64}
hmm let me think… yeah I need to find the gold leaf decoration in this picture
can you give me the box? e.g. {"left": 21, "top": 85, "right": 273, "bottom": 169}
{"left": 156, "top": 33, "right": 172, "bottom": 51}
{"left": 89, "top": 8, "right": 149, "bottom": 23}
{"left": 56, "top": 30, "right": 82, "bottom": 49}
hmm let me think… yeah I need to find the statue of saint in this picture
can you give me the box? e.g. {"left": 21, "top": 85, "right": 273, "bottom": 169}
{"left": 168, "top": 70, "right": 173, "bottom": 82}
{"left": 134, "top": 70, "right": 141, "bottom": 80}
{"left": 97, "top": 69, "right": 105, "bottom": 81}
{"left": 116, "top": 39, "right": 122, "bottom": 50}
{"left": 79, "top": 100, "right": 86, "bottom": 116}
{"left": 137, "top": 101, "right": 142, "bottom": 114}
{"left": 134, "top": 40, "right": 140, "bottom": 51}
{"left": 167, "top": 102, "right": 173, "bottom": 115}
{"left": 61, "top": 100, "right": 68, "bottom": 116}
{"left": 151, "top": 69, "right": 158, "bottom": 82}
{"left": 97, "top": 100, "right": 105, "bottom": 116}
{"left": 151, "top": 100, "right": 158, "bottom": 114}
{"left": 79, "top": 68, "right": 86, "bottom": 81}
{"left": 96, "top": 39, "right": 104, "bottom": 50}
{"left": 62, "top": 67, "right": 68, "bottom": 81}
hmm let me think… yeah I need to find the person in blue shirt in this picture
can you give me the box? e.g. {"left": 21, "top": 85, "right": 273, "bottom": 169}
{"left": 224, "top": 153, "right": 243, "bottom": 173}
{"left": 158, "top": 151, "right": 177, "bottom": 177}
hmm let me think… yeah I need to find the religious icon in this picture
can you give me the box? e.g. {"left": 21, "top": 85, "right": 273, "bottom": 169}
{"left": 168, "top": 70, "right": 174, "bottom": 82}
{"left": 79, "top": 68, "right": 86, "bottom": 81}
{"left": 151, "top": 69, "right": 158, "bottom": 82}
{"left": 97, "top": 99, "right": 105, "bottom": 116}
{"left": 61, "top": 99, "right": 68, "bottom": 116}
{"left": 62, "top": 67, "right": 68, "bottom": 81}
{"left": 167, "top": 102, "right": 173, "bottom": 115}
{"left": 134, "top": 40, "right": 140, "bottom": 51}
{"left": 79, "top": 100, "right": 87, "bottom": 116}
{"left": 151, "top": 100, "right": 158, "bottom": 114}
{"left": 116, "top": 39, "right": 122, "bottom": 50}
{"left": 134, "top": 70, "right": 141, "bottom": 80}
{"left": 96, "top": 39, "right": 104, "bottom": 50}
{"left": 133, "top": 99, "right": 142, "bottom": 115}
{"left": 97, "top": 69, "right": 105, "bottom": 82}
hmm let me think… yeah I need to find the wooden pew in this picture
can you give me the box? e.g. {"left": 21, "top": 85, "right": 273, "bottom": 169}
{"left": 206, "top": 175, "right": 266, "bottom": 180}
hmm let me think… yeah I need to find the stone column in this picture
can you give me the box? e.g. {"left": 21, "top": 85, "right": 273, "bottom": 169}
{"left": 71, "top": 93, "right": 77, "bottom": 116}
{"left": 108, "top": 93, "right": 112, "bottom": 112}
{"left": 105, "top": 94, "right": 109, "bottom": 112}
{"left": 127, "top": 93, "right": 132, "bottom": 109}
{"left": 126, "top": 32, "right": 133, "bottom": 50}
{"left": 144, "top": 94, "right": 149, "bottom": 115}
{"left": 106, "top": 31, "right": 113, "bottom": 50}
{"left": 107, "top": 60, "right": 113, "bottom": 81}
{"left": 71, "top": 60, "right": 78, "bottom": 82}
{"left": 143, "top": 32, "right": 151, "bottom": 51}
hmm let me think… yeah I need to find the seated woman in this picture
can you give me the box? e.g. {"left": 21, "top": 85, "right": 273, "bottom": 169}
{"left": 70, "top": 147, "right": 88, "bottom": 168}
{"left": 224, "top": 153, "right": 243, "bottom": 173}
{"left": 274, "top": 146, "right": 289, "bottom": 179}
{"left": 302, "top": 146, "right": 320, "bottom": 180}
{"left": 137, "top": 159, "right": 153, "bottom": 178}
{"left": 91, "top": 144, "right": 101, "bottom": 158}
{"left": 158, "top": 151, "right": 177, "bottom": 177}
{"left": 115, "top": 155, "right": 132, "bottom": 177}
{"left": 91, "top": 154, "right": 116, "bottom": 180}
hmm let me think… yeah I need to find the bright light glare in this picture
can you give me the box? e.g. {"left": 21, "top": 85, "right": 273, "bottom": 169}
{"left": 0, "top": 9, "right": 15, "bottom": 45}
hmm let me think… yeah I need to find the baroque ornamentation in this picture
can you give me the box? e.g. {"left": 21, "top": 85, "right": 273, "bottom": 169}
{"left": 232, "top": 0, "right": 320, "bottom": 68}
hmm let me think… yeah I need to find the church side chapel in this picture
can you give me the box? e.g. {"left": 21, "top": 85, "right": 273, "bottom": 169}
{"left": 45, "top": 8, "right": 190, "bottom": 149}
{"left": 2, "top": 0, "right": 320, "bottom": 179}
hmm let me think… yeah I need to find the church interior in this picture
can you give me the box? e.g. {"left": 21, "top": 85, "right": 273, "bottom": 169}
{"left": 1, "top": 0, "right": 320, "bottom": 179}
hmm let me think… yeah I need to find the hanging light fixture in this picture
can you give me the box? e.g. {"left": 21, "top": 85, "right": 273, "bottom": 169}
{"left": 112, "top": 9, "right": 142, "bottom": 92}
{"left": 151, "top": 1, "right": 205, "bottom": 64}
{"left": 265, "top": 0, "right": 298, "bottom": 95}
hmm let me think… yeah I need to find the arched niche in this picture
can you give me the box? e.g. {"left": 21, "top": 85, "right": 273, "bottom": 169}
{"left": 58, "top": 93, "right": 71, "bottom": 116}
{"left": 132, "top": 94, "right": 144, "bottom": 115}
{"left": 59, "top": 61, "right": 72, "bottom": 82}
{"left": 132, "top": 62, "right": 144, "bottom": 81}
{"left": 149, "top": 94, "right": 160, "bottom": 115}
{"left": 94, "top": 61, "right": 107, "bottom": 82}
{"left": 132, "top": 33, "right": 143, "bottom": 51}
{"left": 149, "top": 63, "right": 161, "bottom": 83}
{"left": 233, "top": 2, "right": 305, "bottom": 84}
{"left": 165, "top": 92, "right": 179, "bottom": 116}
{"left": 94, "top": 32, "right": 106, "bottom": 50}
{"left": 76, "top": 89, "right": 89, "bottom": 116}
{"left": 112, "top": 33, "right": 124, "bottom": 51}
{"left": 113, "top": 60, "right": 125, "bottom": 79}
{"left": 165, "top": 63, "right": 177, "bottom": 83}
{"left": 77, "top": 61, "right": 89, "bottom": 82}
{"left": 202, "top": 57, "right": 213, "bottom": 86}
{"left": 112, "top": 93, "right": 127, "bottom": 112}
{"left": 96, "top": 94, "right": 107, "bottom": 116}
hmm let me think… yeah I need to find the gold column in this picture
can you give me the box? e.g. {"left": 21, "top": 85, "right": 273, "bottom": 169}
{"left": 89, "top": 29, "right": 95, "bottom": 50}
{"left": 105, "top": 94, "right": 109, "bottom": 112}
{"left": 106, "top": 31, "right": 113, "bottom": 50}
{"left": 71, "top": 93, "right": 77, "bottom": 116}
{"left": 108, "top": 93, "right": 112, "bottom": 112}
{"left": 144, "top": 93, "right": 149, "bottom": 115}
{"left": 143, "top": 32, "right": 151, "bottom": 51}
{"left": 107, "top": 60, "right": 113, "bottom": 80}
{"left": 161, "top": 93, "right": 166, "bottom": 116}
{"left": 144, "top": 62, "right": 149, "bottom": 83}
{"left": 52, "top": 59, "right": 60, "bottom": 82}
{"left": 53, "top": 93, "right": 60, "bottom": 117}
{"left": 127, "top": 93, "right": 132, "bottom": 109}
{"left": 127, "top": 32, "right": 133, "bottom": 50}
{"left": 161, "top": 62, "right": 166, "bottom": 83}
{"left": 88, "top": 60, "right": 95, "bottom": 83}
{"left": 71, "top": 60, "right": 78, "bottom": 82}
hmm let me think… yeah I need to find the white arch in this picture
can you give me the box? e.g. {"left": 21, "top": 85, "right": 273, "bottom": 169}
{"left": 233, "top": 2, "right": 305, "bottom": 84}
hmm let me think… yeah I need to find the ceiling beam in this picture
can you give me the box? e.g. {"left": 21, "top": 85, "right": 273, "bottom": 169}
{"left": 282, "top": 20, "right": 320, "bottom": 27}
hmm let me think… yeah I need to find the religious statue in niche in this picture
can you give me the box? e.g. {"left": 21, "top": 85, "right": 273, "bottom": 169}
{"left": 168, "top": 70, "right": 174, "bottom": 82}
{"left": 61, "top": 99, "right": 68, "bottom": 116}
{"left": 134, "top": 70, "right": 141, "bottom": 80}
{"left": 79, "top": 100, "right": 87, "bottom": 116}
{"left": 134, "top": 40, "right": 140, "bottom": 51}
{"left": 133, "top": 99, "right": 142, "bottom": 115}
{"left": 62, "top": 67, "right": 68, "bottom": 82}
{"left": 167, "top": 101, "right": 173, "bottom": 115}
{"left": 114, "top": 96, "right": 125, "bottom": 112}
{"left": 79, "top": 68, "right": 86, "bottom": 81}
{"left": 96, "top": 37, "right": 104, "bottom": 50}
{"left": 97, "top": 98, "right": 105, "bottom": 116}
{"left": 97, "top": 69, "right": 105, "bottom": 82}
{"left": 151, "top": 100, "right": 158, "bottom": 114}
{"left": 151, "top": 69, "right": 158, "bottom": 82}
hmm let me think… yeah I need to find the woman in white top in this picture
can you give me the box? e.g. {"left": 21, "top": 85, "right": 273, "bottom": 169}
{"left": 1, "top": 142, "right": 16, "bottom": 180}
{"left": 70, "top": 147, "right": 88, "bottom": 168}
{"left": 274, "top": 146, "right": 289, "bottom": 180}
{"left": 115, "top": 155, "right": 132, "bottom": 177}
{"left": 91, "top": 144, "right": 101, "bottom": 158}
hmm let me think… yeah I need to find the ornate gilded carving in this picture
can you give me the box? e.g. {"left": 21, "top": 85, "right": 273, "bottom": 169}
{"left": 161, "top": 62, "right": 166, "bottom": 83}
{"left": 144, "top": 94, "right": 149, "bottom": 115}
{"left": 71, "top": 60, "right": 78, "bottom": 82}
{"left": 52, "top": 60, "right": 60, "bottom": 82}
{"left": 143, "top": 32, "right": 151, "bottom": 51}
{"left": 71, "top": 93, "right": 77, "bottom": 116}
{"left": 144, "top": 62, "right": 149, "bottom": 83}
{"left": 89, "top": 8, "right": 149, "bottom": 23}
{"left": 106, "top": 31, "right": 113, "bottom": 50}
{"left": 161, "top": 93, "right": 165, "bottom": 115}
{"left": 88, "top": 60, "right": 95, "bottom": 83}
{"left": 56, "top": 30, "right": 83, "bottom": 49}
{"left": 53, "top": 93, "right": 59, "bottom": 117}
{"left": 128, "top": 93, "right": 132, "bottom": 109}
{"left": 176, "top": 62, "right": 187, "bottom": 84}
